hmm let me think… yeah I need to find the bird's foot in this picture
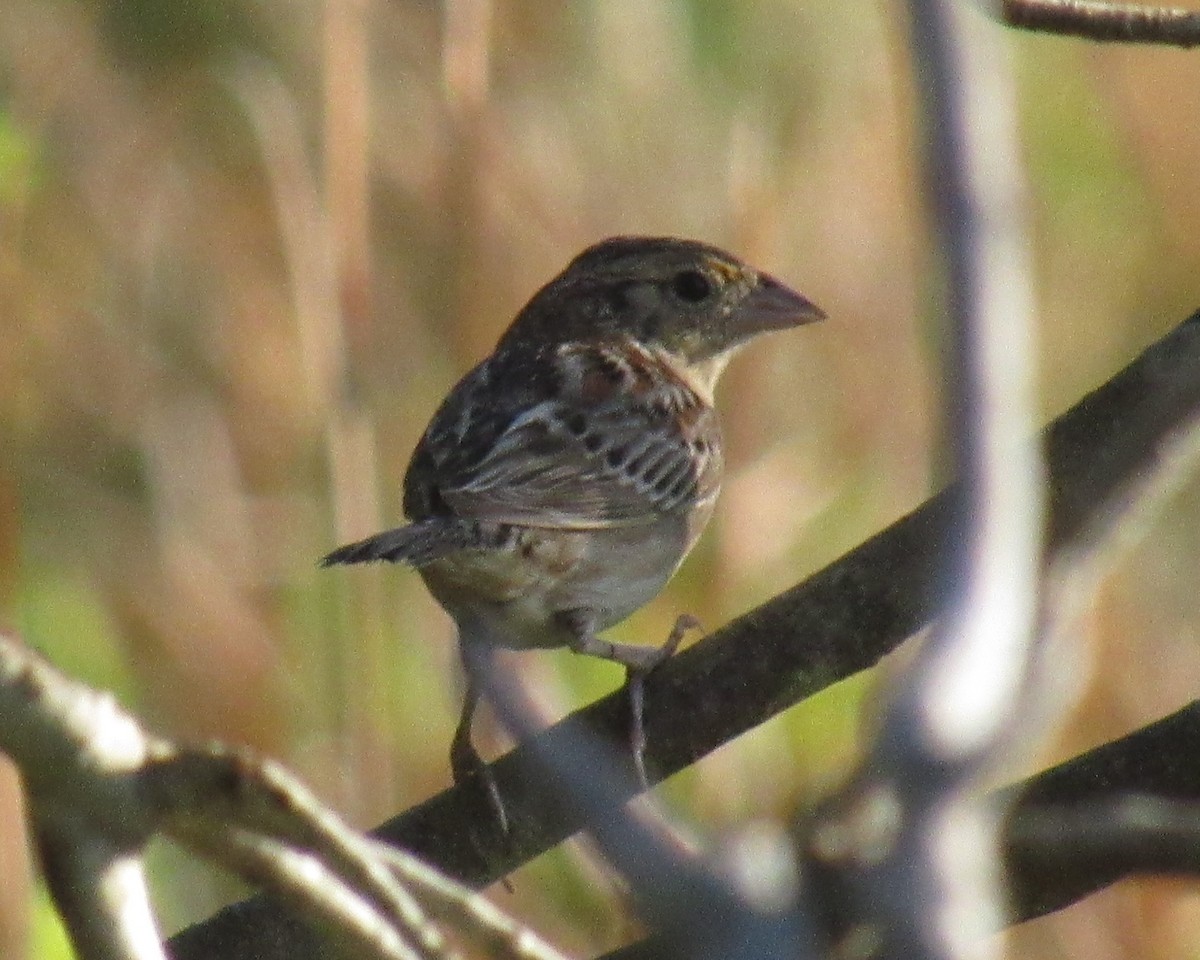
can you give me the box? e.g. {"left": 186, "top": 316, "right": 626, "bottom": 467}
{"left": 625, "top": 613, "right": 701, "bottom": 790}
{"left": 561, "top": 609, "right": 701, "bottom": 790}
{"left": 451, "top": 712, "right": 510, "bottom": 838}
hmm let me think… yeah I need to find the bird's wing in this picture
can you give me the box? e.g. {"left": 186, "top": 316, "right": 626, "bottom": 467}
{"left": 413, "top": 342, "right": 723, "bottom": 530}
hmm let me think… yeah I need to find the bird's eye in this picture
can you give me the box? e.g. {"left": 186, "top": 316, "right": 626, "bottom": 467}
{"left": 671, "top": 270, "right": 714, "bottom": 303}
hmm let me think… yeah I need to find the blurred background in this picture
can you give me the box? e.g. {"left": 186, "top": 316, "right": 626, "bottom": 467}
{"left": 3, "top": 0, "right": 1200, "bottom": 957}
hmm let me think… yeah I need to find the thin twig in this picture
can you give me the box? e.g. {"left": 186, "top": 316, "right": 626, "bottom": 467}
{"left": 145, "top": 751, "right": 448, "bottom": 960}
{"left": 371, "top": 841, "right": 573, "bottom": 960}
{"left": 1002, "top": 0, "right": 1200, "bottom": 47}
{"left": 895, "top": 0, "right": 1041, "bottom": 775}
{"left": 807, "top": 0, "right": 1041, "bottom": 955}
{"left": 0, "top": 632, "right": 558, "bottom": 960}
{"left": 35, "top": 826, "right": 167, "bottom": 960}
{"left": 176, "top": 825, "right": 430, "bottom": 960}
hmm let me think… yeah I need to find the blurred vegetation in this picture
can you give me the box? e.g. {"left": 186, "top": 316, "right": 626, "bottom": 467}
{"left": 3, "top": 0, "right": 1200, "bottom": 957}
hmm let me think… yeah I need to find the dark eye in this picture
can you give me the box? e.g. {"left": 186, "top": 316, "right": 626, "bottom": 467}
{"left": 672, "top": 269, "right": 713, "bottom": 303}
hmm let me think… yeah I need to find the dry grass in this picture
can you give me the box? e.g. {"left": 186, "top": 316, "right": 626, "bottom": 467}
{"left": 3, "top": 1, "right": 1200, "bottom": 956}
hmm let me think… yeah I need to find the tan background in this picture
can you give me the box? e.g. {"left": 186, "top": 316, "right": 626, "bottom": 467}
{"left": 3, "top": 1, "right": 1200, "bottom": 956}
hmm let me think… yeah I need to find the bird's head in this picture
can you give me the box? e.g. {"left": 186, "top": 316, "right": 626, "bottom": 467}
{"left": 500, "top": 237, "right": 825, "bottom": 374}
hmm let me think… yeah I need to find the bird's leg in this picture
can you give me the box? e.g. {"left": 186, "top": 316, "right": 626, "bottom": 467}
{"left": 559, "top": 610, "right": 701, "bottom": 790}
{"left": 624, "top": 613, "right": 700, "bottom": 789}
{"left": 450, "top": 655, "right": 509, "bottom": 836}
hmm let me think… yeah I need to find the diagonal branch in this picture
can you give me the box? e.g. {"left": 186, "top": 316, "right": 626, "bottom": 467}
{"left": 1003, "top": 698, "right": 1200, "bottom": 921}
{"left": 169, "top": 307, "right": 1200, "bottom": 960}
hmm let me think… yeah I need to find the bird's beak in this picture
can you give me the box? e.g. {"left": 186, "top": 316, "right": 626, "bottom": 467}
{"left": 744, "top": 274, "right": 826, "bottom": 331}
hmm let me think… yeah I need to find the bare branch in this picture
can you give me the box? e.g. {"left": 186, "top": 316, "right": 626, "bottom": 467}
{"left": 602, "top": 706, "right": 1200, "bottom": 960}
{"left": 1008, "top": 795, "right": 1200, "bottom": 885}
{"left": 380, "top": 309, "right": 1200, "bottom": 888}
{"left": 1003, "top": 698, "right": 1200, "bottom": 921}
{"left": 371, "top": 841, "right": 573, "bottom": 960}
{"left": 0, "top": 635, "right": 167, "bottom": 959}
{"left": 464, "top": 643, "right": 815, "bottom": 960}
{"left": 180, "top": 827, "right": 431, "bottom": 960}
{"left": 0, "top": 633, "right": 567, "bottom": 960}
{"left": 35, "top": 826, "right": 167, "bottom": 960}
{"left": 1002, "top": 0, "right": 1200, "bottom": 47}
{"left": 168, "top": 305, "right": 1200, "bottom": 960}
{"left": 142, "top": 750, "right": 445, "bottom": 960}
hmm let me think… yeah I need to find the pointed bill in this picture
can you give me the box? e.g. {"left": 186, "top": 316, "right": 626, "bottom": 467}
{"left": 744, "top": 274, "right": 826, "bottom": 332}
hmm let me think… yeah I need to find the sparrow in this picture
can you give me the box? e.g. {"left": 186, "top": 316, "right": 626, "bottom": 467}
{"left": 322, "top": 236, "right": 824, "bottom": 828}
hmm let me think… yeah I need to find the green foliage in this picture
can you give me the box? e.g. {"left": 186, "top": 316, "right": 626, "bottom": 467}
{"left": 32, "top": 885, "right": 75, "bottom": 960}
{"left": 89, "top": 0, "right": 255, "bottom": 69}
{"left": 18, "top": 571, "right": 133, "bottom": 701}
{"left": 4, "top": 0, "right": 1200, "bottom": 954}
{"left": 0, "top": 109, "right": 37, "bottom": 209}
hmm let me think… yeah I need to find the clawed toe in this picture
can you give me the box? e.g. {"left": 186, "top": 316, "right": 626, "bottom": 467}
{"left": 451, "top": 677, "right": 511, "bottom": 836}
{"left": 625, "top": 612, "right": 702, "bottom": 789}
{"left": 640, "top": 611, "right": 703, "bottom": 672}
{"left": 559, "top": 608, "right": 703, "bottom": 791}
{"left": 451, "top": 740, "right": 510, "bottom": 837}
{"left": 659, "top": 612, "right": 701, "bottom": 663}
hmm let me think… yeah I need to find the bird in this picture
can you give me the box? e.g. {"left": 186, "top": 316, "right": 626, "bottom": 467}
{"left": 322, "top": 236, "right": 824, "bottom": 829}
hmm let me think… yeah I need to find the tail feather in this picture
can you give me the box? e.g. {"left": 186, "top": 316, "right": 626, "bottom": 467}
{"left": 321, "top": 519, "right": 480, "bottom": 568}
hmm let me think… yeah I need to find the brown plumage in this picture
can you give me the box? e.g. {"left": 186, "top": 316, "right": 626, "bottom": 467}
{"left": 323, "top": 236, "right": 824, "bottom": 824}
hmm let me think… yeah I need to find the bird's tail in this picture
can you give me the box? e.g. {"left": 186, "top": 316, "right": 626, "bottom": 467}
{"left": 320, "top": 519, "right": 483, "bottom": 568}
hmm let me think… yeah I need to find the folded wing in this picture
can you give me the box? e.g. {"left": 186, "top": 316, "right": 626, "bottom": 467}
{"left": 410, "top": 341, "right": 722, "bottom": 530}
